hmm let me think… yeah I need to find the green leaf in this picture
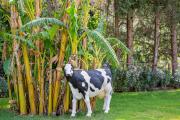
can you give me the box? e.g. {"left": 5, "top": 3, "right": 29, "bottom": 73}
{"left": 87, "top": 30, "right": 120, "bottom": 66}
{"left": 3, "top": 33, "right": 36, "bottom": 49}
{"left": 107, "top": 37, "right": 130, "bottom": 54}
{"left": 21, "top": 18, "right": 65, "bottom": 31}
{"left": 47, "top": 25, "right": 59, "bottom": 40}
{"left": 3, "top": 58, "right": 11, "bottom": 76}
{"left": 30, "top": 31, "right": 50, "bottom": 40}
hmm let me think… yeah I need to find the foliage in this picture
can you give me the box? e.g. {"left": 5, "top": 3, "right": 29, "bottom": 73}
{"left": 0, "top": 0, "right": 179, "bottom": 116}
{"left": 113, "top": 65, "right": 174, "bottom": 92}
{"left": 173, "top": 68, "right": 180, "bottom": 86}
{"left": 21, "top": 17, "right": 65, "bottom": 31}
{"left": 88, "top": 8, "right": 100, "bottom": 30}
{"left": 0, "top": 3, "right": 10, "bottom": 60}
{"left": 87, "top": 30, "right": 119, "bottom": 66}
{"left": 3, "top": 58, "right": 11, "bottom": 76}
{"left": 0, "top": 78, "right": 8, "bottom": 98}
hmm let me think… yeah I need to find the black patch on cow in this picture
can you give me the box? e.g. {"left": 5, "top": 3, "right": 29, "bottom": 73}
{"left": 87, "top": 70, "right": 104, "bottom": 90}
{"left": 107, "top": 78, "right": 110, "bottom": 83}
{"left": 90, "top": 87, "right": 95, "bottom": 92}
{"left": 69, "top": 70, "right": 88, "bottom": 98}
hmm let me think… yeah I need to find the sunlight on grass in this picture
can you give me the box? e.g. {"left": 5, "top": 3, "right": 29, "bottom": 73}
{"left": 170, "top": 117, "right": 180, "bottom": 120}
{"left": 0, "top": 98, "right": 10, "bottom": 109}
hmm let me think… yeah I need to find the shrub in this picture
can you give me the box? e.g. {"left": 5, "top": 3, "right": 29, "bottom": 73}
{"left": 172, "top": 68, "right": 180, "bottom": 87}
{"left": 125, "top": 65, "right": 143, "bottom": 91}
{"left": 113, "top": 65, "right": 175, "bottom": 92}
{"left": 0, "top": 77, "right": 8, "bottom": 97}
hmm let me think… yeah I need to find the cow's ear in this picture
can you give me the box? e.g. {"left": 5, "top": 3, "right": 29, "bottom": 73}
{"left": 71, "top": 64, "right": 74, "bottom": 69}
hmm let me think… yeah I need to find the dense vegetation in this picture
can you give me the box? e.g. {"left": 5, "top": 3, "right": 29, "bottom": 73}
{"left": 0, "top": 0, "right": 179, "bottom": 117}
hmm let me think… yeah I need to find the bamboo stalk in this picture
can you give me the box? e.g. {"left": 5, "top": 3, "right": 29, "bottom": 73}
{"left": 14, "top": 41, "right": 27, "bottom": 115}
{"left": 34, "top": 0, "right": 43, "bottom": 114}
{"left": 2, "top": 41, "right": 7, "bottom": 61}
{"left": 7, "top": 76, "right": 12, "bottom": 99}
{"left": 12, "top": 68, "right": 19, "bottom": 107}
{"left": 53, "top": 1, "right": 69, "bottom": 113}
{"left": 16, "top": 3, "right": 37, "bottom": 114}
{"left": 11, "top": 5, "right": 27, "bottom": 115}
{"left": 63, "top": 83, "right": 70, "bottom": 112}
{"left": 48, "top": 52, "right": 53, "bottom": 115}
{"left": 80, "top": 0, "right": 90, "bottom": 111}
{"left": 22, "top": 44, "right": 37, "bottom": 115}
{"left": 53, "top": 29, "right": 68, "bottom": 114}
{"left": 39, "top": 56, "right": 45, "bottom": 114}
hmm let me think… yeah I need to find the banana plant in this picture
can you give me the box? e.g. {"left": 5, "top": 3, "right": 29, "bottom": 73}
{"left": 1, "top": 0, "right": 130, "bottom": 116}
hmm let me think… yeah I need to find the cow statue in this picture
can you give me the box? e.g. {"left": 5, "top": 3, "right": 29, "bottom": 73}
{"left": 64, "top": 63, "right": 113, "bottom": 117}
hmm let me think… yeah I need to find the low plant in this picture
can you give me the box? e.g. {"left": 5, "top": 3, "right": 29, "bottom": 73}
{"left": 113, "top": 65, "right": 176, "bottom": 92}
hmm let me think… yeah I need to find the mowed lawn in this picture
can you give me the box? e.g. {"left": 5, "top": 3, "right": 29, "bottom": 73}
{"left": 1, "top": 90, "right": 180, "bottom": 120}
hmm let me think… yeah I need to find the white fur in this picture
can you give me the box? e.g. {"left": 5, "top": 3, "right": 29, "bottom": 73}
{"left": 64, "top": 64, "right": 73, "bottom": 76}
{"left": 82, "top": 82, "right": 85, "bottom": 87}
{"left": 69, "top": 83, "right": 83, "bottom": 99}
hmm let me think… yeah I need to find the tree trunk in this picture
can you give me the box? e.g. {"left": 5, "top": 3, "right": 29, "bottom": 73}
{"left": 114, "top": 0, "right": 120, "bottom": 38}
{"left": 170, "top": 7, "right": 178, "bottom": 76}
{"left": 152, "top": 9, "right": 160, "bottom": 72}
{"left": 114, "top": 0, "right": 121, "bottom": 60}
{"left": 106, "top": 0, "right": 110, "bottom": 28}
{"left": 127, "top": 10, "right": 133, "bottom": 66}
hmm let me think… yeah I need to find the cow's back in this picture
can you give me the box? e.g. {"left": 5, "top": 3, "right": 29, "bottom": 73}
{"left": 69, "top": 68, "right": 112, "bottom": 99}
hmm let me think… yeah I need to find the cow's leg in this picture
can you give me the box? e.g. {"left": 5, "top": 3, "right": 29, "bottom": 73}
{"left": 104, "top": 83, "right": 112, "bottom": 113}
{"left": 71, "top": 95, "right": 77, "bottom": 117}
{"left": 104, "top": 94, "right": 112, "bottom": 113}
{"left": 103, "top": 95, "right": 107, "bottom": 110}
{"left": 84, "top": 95, "right": 92, "bottom": 117}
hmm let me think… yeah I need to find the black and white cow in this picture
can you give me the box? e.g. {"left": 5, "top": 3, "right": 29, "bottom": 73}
{"left": 64, "top": 63, "right": 113, "bottom": 117}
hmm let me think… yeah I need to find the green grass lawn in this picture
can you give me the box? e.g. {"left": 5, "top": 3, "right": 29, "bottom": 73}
{"left": 1, "top": 90, "right": 180, "bottom": 120}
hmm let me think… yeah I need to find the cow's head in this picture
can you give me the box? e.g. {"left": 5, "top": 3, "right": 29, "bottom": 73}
{"left": 64, "top": 63, "right": 73, "bottom": 77}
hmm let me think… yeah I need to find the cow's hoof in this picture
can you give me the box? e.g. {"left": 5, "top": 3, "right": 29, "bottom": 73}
{"left": 104, "top": 110, "right": 109, "bottom": 113}
{"left": 71, "top": 113, "right": 76, "bottom": 117}
{"left": 86, "top": 113, "right": 91, "bottom": 117}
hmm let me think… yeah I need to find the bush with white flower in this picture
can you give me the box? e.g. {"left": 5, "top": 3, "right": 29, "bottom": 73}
{"left": 174, "top": 68, "right": 180, "bottom": 82}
